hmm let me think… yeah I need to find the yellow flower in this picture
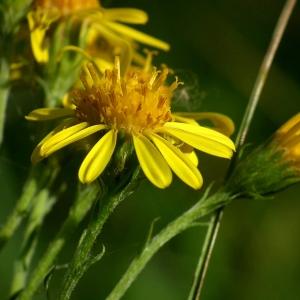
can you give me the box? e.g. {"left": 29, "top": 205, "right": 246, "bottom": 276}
{"left": 28, "top": 0, "right": 170, "bottom": 68}
{"left": 26, "top": 58, "right": 235, "bottom": 189}
{"left": 33, "top": 0, "right": 100, "bottom": 15}
{"left": 273, "top": 113, "right": 300, "bottom": 170}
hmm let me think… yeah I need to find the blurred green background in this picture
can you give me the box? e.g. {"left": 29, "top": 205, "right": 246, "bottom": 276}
{"left": 1, "top": 0, "right": 300, "bottom": 299}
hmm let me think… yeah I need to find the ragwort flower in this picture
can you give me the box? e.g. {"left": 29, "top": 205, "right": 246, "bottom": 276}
{"left": 28, "top": 0, "right": 169, "bottom": 67}
{"left": 26, "top": 59, "right": 235, "bottom": 189}
{"left": 273, "top": 112, "right": 300, "bottom": 170}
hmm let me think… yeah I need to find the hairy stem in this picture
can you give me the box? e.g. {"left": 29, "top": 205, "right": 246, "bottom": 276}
{"left": 59, "top": 168, "right": 141, "bottom": 300}
{"left": 106, "top": 191, "right": 233, "bottom": 300}
{"left": 0, "top": 56, "right": 10, "bottom": 146}
{"left": 0, "top": 84, "right": 9, "bottom": 146}
{"left": 187, "top": 211, "right": 222, "bottom": 300}
{"left": 9, "top": 183, "right": 58, "bottom": 298}
{"left": 19, "top": 184, "right": 99, "bottom": 300}
{"left": 0, "top": 170, "right": 38, "bottom": 251}
{"left": 188, "top": 1, "right": 297, "bottom": 299}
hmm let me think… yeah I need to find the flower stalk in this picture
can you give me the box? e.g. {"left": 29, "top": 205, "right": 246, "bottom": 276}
{"left": 106, "top": 189, "right": 235, "bottom": 300}
{"left": 0, "top": 0, "right": 32, "bottom": 145}
{"left": 0, "top": 164, "right": 59, "bottom": 252}
{"left": 59, "top": 167, "right": 141, "bottom": 300}
{"left": 0, "top": 58, "right": 10, "bottom": 146}
{"left": 9, "top": 186, "right": 58, "bottom": 298}
{"left": 19, "top": 183, "right": 100, "bottom": 300}
{"left": 188, "top": 0, "right": 298, "bottom": 299}
{"left": 0, "top": 169, "right": 38, "bottom": 251}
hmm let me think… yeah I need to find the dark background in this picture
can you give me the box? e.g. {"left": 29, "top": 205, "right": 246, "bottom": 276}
{"left": 1, "top": 0, "right": 300, "bottom": 299}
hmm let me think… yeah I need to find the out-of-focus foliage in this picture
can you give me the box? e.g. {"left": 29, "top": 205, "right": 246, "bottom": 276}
{"left": 1, "top": 0, "right": 300, "bottom": 299}
{"left": 0, "top": 0, "right": 32, "bottom": 36}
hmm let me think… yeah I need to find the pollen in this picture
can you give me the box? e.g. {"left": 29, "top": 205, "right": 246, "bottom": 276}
{"left": 33, "top": 0, "right": 100, "bottom": 16}
{"left": 72, "top": 59, "right": 179, "bottom": 135}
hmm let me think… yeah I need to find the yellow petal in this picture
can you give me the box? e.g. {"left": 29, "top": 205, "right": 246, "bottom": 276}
{"left": 93, "top": 58, "right": 114, "bottom": 73}
{"left": 172, "top": 114, "right": 199, "bottom": 125}
{"left": 25, "top": 108, "right": 74, "bottom": 121}
{"left": 40, "top": 122, "right": 89, "bottom": 155}
{"left": 287, "top": 139, "right": 300, "bottom": 157}
{"left": 88, "top": 23, "right": 132, "bottom": 73}
{"left": 291, "top": 142, "right": 300, "bottom": 158}
{"left": 31, "top": 118, "right": 75, "bottom": 163}
{"left": 149, "top": 134, "right": 203, "bottom": 189}
{"left": 174, "top": 112, "right": 235, "bottom": 136}
{"left": 184, "top": 150, "right": 199, "bottom": 167}
{"left": 133, "top": 135, "right": 172, "bottom": 189}
{"left": 27, "top": 12, "right": 50, "bottom": 63}
{"left": 42, "top": 125, "right": 107, "bottom": 157}
{"left": 281, "top": 125, "right": 300, "bottom": 147}
{"left": 277, "top": 113, "right": 300, "bottom": 134}
{"left": 79, "top": 129, "right": 117, "bottom": 183}
{"left": 103, "top": 21, "right": 170, "bottom": 51}
{"left": 31, "top": 135, "right": 51, "bottom": 164}
{"left": 27, "top": 10, "right": 59, "bottom": 63}
{"left": 161, "top": 122, "right": 235, "bottom": 159}
{"left": 132, "top": 50, "right": 147, "bottom": 66}
{"left": 103, "top": 8, "right": 148, "bottom": 24}
{"left": 62, "top": 94, "right": 76, "bottom": 110}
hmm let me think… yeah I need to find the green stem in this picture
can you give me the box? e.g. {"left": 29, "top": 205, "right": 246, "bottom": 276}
{"left": 0, "top": 84, "right": 9, "bottom": 146}
{"left": 187, "top": 210, "right": 223, "bottom": 300}
{"left": 19, "top": 183, "right": 100, "bottom": 300}
{"left": 0, "top": 165, "right": 57, "bottom": 252}
{"left": 188, "top": 1, "right": 297, "bottom": 299}
{"left": 187, "top": 211, "right": 222, "bottom": 300}
{"left": 59, "top": 168, "right": 141, "bottom": 300}
{"left": 234, "top": 0, "right": 297, "bottom": 152}
{"left": 9, "top": 184, "right": 58, "bottom": 298}
{"left": 0, "top": 57, "right": 10, "bottom": 146}
{"left": 106, "top": 191, "right": 233, "bottom": 300}
{"left": 0, "top": 170, "right": 38, "bottom": 251}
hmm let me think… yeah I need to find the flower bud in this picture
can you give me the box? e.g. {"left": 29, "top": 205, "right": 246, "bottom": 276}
{"left": 272, "top": 113, "right": 300, "bottom": 169}
{"left": 227, "top": 114, "right": 300, "bottom": 198}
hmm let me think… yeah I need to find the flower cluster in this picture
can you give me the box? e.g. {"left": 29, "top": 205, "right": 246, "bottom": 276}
{"left": 24, "top": 0, "right": 238, "bottom": 190}
{"left": 28, "top": 0, "right": 169, "bottom": 70}
{"left": 1, "top": 2, "right": 298, "bottom": 300}
{"left": 27, "top": 56, "right": 235, "bottom": 189}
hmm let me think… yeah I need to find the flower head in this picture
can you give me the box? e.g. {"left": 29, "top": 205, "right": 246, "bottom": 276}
{"left": 26, "top": 58, "right": 235, "bottom": 189}
{"left": 272, "top": 113, "right": 300, "bottom": 170}
{"left": 33, "top": 0, "right": 100, "bottom": 16}
{"left": 227, "top": 113, "right": 300, "bottom": 198}
{"left": 28, "top": 0, "right": 169, "bottom": 67}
